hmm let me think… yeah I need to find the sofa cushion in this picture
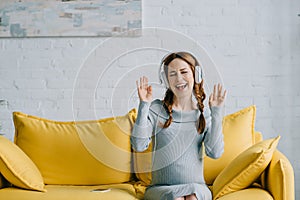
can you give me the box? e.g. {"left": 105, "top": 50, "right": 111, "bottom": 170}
{"left": 212, "top": 136, "right": 280, "bottom": 200}
{"left": 216, "top": 188, "right": 273, "bottom": 200}
{"left": 204, "top": 105, "right": 256, "bottom": 184}
{"left": 0, "top": 183, "right": 138, "bottom": 200}
{"left": 0, "top": 136, "right": 45, "bottom": 192}
{"left": 13, "top": 110, "right": 136, "bottom": 185}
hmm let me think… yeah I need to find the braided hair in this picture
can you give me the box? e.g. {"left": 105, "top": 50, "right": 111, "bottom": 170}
{"left": 161, "top": 52, "right": 206, "bottom": 134}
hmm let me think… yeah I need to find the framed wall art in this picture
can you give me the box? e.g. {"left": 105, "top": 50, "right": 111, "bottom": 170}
{"left": 0, "top": 0, "right": 141, "bottom": 37}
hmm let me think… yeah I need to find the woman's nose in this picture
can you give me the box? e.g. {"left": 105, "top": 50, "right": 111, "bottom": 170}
{"left": 176, "top": 73, "right": 184, "bottom": 81}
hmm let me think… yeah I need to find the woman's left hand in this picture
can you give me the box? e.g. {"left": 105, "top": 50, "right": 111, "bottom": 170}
{"left": 209, "top": 83, "right": 227, "bottom": 107}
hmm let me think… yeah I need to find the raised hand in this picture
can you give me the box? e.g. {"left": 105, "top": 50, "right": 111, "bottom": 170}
{"left": 209, "top": 83, "right": 227, "bottom": 107}
{"left": 136, "top": 76, "right": 153, "bottom": 103}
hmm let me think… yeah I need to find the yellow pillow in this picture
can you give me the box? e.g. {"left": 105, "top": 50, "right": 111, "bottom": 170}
{"left": 212, "top": 136, "right": 280, "bottom": 200}
{"left": 0, "top": 136, "right": 45, "bottom": 192}
{"left": 204, "top": 105, "right": 256, "bottom": 184}
{"left": 13, "top": 109, "right": 136, "bottom": 185}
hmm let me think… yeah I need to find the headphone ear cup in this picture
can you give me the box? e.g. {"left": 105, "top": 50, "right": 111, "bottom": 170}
{"left": 195, "top": 65, "right": 203, "bottom": 84}
{"left": 161, "top": 70, "right": 169, "bottom": 88}
{"left": 159, "top": 64, "right": 169, "bottom": 88}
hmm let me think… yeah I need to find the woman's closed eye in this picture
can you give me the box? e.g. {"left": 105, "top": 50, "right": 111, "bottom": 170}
{"left": 170, "top": 72, "right": 177, "bottom": 77}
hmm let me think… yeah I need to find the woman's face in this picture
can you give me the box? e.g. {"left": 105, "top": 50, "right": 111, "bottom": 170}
{"left": 167, "top": 58, "right": 194, "bottom": 99}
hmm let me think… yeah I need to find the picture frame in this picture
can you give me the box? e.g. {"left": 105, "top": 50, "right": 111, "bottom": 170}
{"left": 0, "top": 0, "right": 142, "bottom": 38}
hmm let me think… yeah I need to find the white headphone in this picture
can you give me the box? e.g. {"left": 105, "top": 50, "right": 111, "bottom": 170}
{"left": 159, "top": 54, "right": 203, "bottom": 88}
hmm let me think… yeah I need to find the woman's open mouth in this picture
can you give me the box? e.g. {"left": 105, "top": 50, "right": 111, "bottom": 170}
{"left": 175, "top": 83, "right": 188, "bottom": 90}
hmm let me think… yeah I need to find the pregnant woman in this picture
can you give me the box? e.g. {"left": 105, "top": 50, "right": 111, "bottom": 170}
{"left": 131, "top": 51, "right": 227, "bottom": 200}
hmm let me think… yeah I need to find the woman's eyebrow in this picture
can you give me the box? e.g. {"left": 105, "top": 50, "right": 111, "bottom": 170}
{"left": 169, "top": 67, "right": 189, "bottom": 73}
{"left": 179, "top": 67, "right": 188, "bottom": 71}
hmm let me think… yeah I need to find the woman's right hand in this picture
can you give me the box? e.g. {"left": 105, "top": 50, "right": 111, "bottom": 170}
{"left": 136, "top": 76, "right": 152, "bottom": 103}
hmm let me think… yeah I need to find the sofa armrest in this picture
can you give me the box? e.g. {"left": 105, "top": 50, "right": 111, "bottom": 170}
{"left": 262, "top": 149, "right": 295, "bottom": 200}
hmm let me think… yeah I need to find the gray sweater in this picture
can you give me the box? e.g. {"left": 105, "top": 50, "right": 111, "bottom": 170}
{"left": 131, "top": 99, "right": 224, "bottom": 185}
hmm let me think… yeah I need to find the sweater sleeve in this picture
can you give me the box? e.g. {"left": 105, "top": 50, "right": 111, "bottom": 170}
{"left": 131, "top": 101, "right": 154, "bottom": 152}
{"left": 203, "top": 106, "right": 224, "bottom": 159}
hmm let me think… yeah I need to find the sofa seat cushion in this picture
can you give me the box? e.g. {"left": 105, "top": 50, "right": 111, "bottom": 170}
{"left": 216, "top": 188, "right": 273, "bottom": 200}
{"left": 13, "top": 110, "right": 136, "bottom": 185}
{"left": 0, "top": 183, "right": 139, "bottom": 200}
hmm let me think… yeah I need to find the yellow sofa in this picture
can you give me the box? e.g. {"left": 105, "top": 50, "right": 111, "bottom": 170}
{"left": 0, "top": 105, "right": 295, "bottom": 200}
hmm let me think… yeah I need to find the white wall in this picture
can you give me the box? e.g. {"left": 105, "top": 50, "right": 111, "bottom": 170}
{"left": 0, "top": 0, "right": 299, "bottom": 197}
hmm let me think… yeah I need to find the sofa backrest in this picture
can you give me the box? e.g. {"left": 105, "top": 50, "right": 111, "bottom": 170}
{"left": 204, "top": 105, "right": 256, "bottom": 184}
{"left": 13, "top": 110, "right": 137, "bottom": 185}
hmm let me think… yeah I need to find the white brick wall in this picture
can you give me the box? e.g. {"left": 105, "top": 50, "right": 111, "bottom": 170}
{"left": 0, "top": 0, "right": 299, "bottom": 197}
